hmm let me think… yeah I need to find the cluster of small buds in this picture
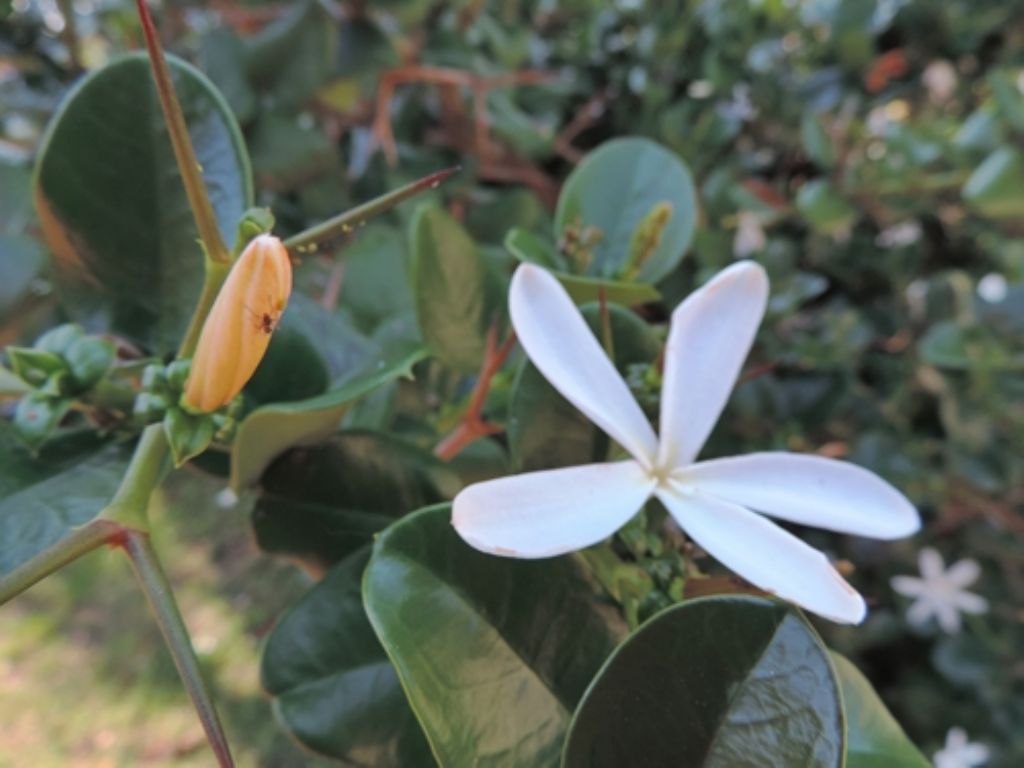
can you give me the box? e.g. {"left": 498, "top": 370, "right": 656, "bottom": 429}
{"left": 6, "top": 324, "right": 115, "bottom": 450}
{"left": 135, "top": 359, "right": 242, "bottom": 466}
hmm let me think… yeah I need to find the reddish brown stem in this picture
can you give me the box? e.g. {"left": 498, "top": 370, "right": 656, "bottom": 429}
{"left": 434, "top": 326, "right": 516, "bottom": 461}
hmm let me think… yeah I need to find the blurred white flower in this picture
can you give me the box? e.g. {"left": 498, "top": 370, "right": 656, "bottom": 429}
{"left": 733, "top": 211, "right": 767, "bottom": 258}
{"left": 688, "top": 80, "right": 714, "bottom": 99}
{"left": 923, "top": 60, "right": 958, "bottom": 105}
{"left": 891, "top": 548, "right": 988, "bottom": 633}
{"left": 977, "top": 273, "right": 1008, "bottom": 303}
{"left": 453, "top": 263, "right": 920, "bottom": 624}
{"left": 876, "top": 221, "right": 923, "bottom": 249}
{"left": 905, "top": 279, "right": 929, "bottom": 321}
{"left": 933, "top": 727, "right": 989, "bottom": 768}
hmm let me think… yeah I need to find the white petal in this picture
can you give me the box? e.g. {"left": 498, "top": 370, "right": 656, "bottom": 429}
{"left": 951, "top": 590, "right": 988, "bottom": 615}
{"left": 945, "top": 558, "right": 981, "bottom": 588}
{"left": 657, "top": 261, "right": 768, "bottom": 468}
{"left": 937, "top": 604, "right": 962, "bottom": 634}
{"left": 963, "top": 744, "right": 991, "bottom": 764}
{"left": 509, "top": 264, "right": 658, "bottom": 466}
{"left": 890, "top": 575, "right": 927, "bottom": 598}
{"left": 452, "top": 461, "right": 655, "bottom": 559}
{"left": 919, "top": 547, "right": 945, "bottom": 579}
{"left": 905, "top": 598, "right": 935, "bottom": 628}
{"left": 655, "top": 485, "right": 866, "bottom": 624}
{"left": 683, "top": 453, "right": 920, "bottom": 539}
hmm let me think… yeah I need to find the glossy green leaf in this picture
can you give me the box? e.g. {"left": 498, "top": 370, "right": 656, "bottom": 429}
{"left": 801, "top": 111, "right": 837, "bottom": 169}
{"left": 0, "top": 366, "right": 30, "bottom": 397}
{"left": 245, "top": 0, "right": 337, "bottom": 110}
{"left": 505, "top": 229, "right": 661, "bottom": 305}
{"left": 364, "top": 504, "right": 628, "bottom": 768}
{"left": 0, "top": 235, "right": 46, "bottom": 319}
{"left": 163, "top": 407, "right": 215, "bottom": 467}
{"left": 200, "top": 26, "right": 256, "bottom": 123}
{"left": 249, "top": 111, "right": 336, "bottom": 191}
{"left": 273, "top": 293, "right": 377, "bottom": 385}
{"left": 563, "top": 597, "right": 845, "bottom": 768}
{"left": 338, "top": 225, "right": 415, "bottom": 334}
{"left": 509, "top": 304, "right": 660, "bottom": 471}
{"left": 554, "top": 137, "right": 697, "bottom": 283}
{"left": 34, "top": 53, "right": 252, "bottom": 354}
{"left": 831, "top": 653, "right": 930, "bottom": 768}
{"left": 504, "top": 227, "right": 566, "bottom": 270}
{"left": 919, "top": 321, "right": 1024, "bottom": 370}
{"left": 962, "top": 146, "right": 1024, "bottom": 219}
{"left": 796, "top": 179, "right": 857, "bottom": 235}
{"left": 253, "top": 431, "right": 459, "bottom": 570}
{"left": 243, "top": 322, "right": 330, "bottom": 407}
{"left": 410, "top": 205, "right": 497, "bottom": 372}
{"left": 0, "top": 423, "right": 130, "bottom": 577}
{"left": 262, "top": 547, "right": 433, "bottom": 765}
{"left": 0, "top": 162, "right": 34, "bottom": 234}
{"left": 230, "top": 343, "right": 427, "bottom": 490}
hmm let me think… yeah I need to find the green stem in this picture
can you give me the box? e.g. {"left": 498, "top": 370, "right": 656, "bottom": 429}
{"left": 135, "top": 0, "right": 229, "bottom": 265}
{"left": 121, "top": 529, "right": 234, "bottom": 767}
{"left": 177, "top": 259, "right": 230, "bottom": 358}
{"left": 284, "top": 167, "right": 460, "bottom": 252}
{"left": 101, "top": 424, "right": 170, "bottom": 528}
{"left": 0, "top": 519, "right": 121, "bottom": 605}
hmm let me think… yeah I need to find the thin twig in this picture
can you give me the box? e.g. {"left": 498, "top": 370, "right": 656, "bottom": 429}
{"left": 434, "top": 326, "right": 516, "bottom": 461}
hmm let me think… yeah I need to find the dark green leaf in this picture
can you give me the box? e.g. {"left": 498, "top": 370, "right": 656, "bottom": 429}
{"left": 34, "top": 53, "right": 252, "bottom": 354}
{"left": 962, "top": 146, "right": 1024, "bottom": 219}
{"left": 163, "top": 407, "right": 215, "bottom": 467}
{"left": 410, "top": 205, "right": 497, "bottom": 372}
{"left": 230, "top": 343, "right": 427, "bottom": 490}
{"left": 245, "top": 0, "right": 337, "bottom": 110}
{"left": 261, "top": 546, "right": 434, "bottom": 765}
{"left": 254, "top": 431, "right": 459, "bottom": 570}
{"left": 919, "top": 321, "right": 1024, "bottom": 370}
{"left": 338, "top": 225, "right": 414, "bottom": 334}
{"left": 0, "top": 423, "right": 129, "bottom": 577}
{"left": 554, "top": 137, "right": 697, "bottom": 282}
{"left": 364, "top": 504, "right": 628, "bottom": 768}
{"left": 563, "top": 597, "right": 844, "bottom": 768}
{"left": 244, "top": 323, "right": 330, "bottom": 407}
{"left": 796, "top": 179, "right": 857, "bottom": 235}
{"left": 249, "top": 111, "right": 336, "bottom": 191}
{"left": 801, "top": 112, "right": 837, "bottom": 169}
{"left": 200, "top": 26, "right": 257, "bottom": 123}
{"left": 0, "top": 235, "right": 46, "bottom": 318}
{"left": 0, "top": 162, "right": 34, "bottom": 235}
{"left": 6, "top": 347, "right": 65, "bottom": 388}
{"left": 505, "top": 229, "right": 661, "bottom": 305}
{"left": 831, "top": 653, "right": 930, "bottom": 768}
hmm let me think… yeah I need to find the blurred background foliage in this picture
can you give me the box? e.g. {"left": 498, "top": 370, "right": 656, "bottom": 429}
{"left": 1, "top": 0, "right": 1022, "bottom": 765}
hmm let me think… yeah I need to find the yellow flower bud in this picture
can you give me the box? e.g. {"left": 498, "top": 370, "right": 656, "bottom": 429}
{"left": 183, "top": 234, "right": 292, "bottom": 412}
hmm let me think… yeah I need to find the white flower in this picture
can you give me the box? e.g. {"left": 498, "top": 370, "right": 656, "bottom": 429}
{"left": 876, "top": 221, "right": 923, "bottom": 249}
{"left": 733, "top": 211, "right": 767, "bottom": 258}
{"left": 976, "top": 273, "right": 1007, "bottom": 304}
{"left": 933, "top": 727, "right": 989, "bottom": 768}
{"left": 891, "top": 548, "right": 988, "bottom": 633}
{"left": 452, "top": 263, "right": 920, "bottom": 624}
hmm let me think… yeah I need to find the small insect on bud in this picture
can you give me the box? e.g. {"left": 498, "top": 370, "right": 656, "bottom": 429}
{"left": 183, "top": 234, "right": 292, "bottom": 412}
